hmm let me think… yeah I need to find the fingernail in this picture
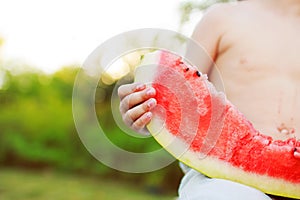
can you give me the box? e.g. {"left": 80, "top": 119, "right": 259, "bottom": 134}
{"left": 147, "top": 98, "right": 156, "bottom": 108}
{"left": 135, "top": 83, "right": 146, "bottom": 91}
{"left": 146, "top": 112, "right": 152, "bottom": 119}
{"left": 146, "top": 88, "right": 155, "bottom": 96}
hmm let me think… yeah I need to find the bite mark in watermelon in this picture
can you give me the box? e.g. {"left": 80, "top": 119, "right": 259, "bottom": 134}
{"left": 134, "top": 50, "right": 300, "bottom": 199}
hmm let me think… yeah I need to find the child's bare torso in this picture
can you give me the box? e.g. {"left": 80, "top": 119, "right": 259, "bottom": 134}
{"left": 207, "top": 1, "right": 300, "bottom": 140}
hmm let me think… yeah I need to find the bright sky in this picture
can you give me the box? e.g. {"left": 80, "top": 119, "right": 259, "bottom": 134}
{"left": 0, "top": 0, "right": 201, "bottom": 74}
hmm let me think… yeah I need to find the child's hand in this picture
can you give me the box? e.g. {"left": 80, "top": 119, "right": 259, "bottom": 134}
{"left": 118, "top": 83, "right": 157, "bottom": 134}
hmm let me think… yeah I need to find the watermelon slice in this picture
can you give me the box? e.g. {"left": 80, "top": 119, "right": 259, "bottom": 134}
{"left": 134, "top": 50, "right": 300, "bottom": 199}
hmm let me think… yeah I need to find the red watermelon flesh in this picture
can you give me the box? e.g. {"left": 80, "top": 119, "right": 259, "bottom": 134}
{"left": 134, "top": 50, "right": 300, "bottom": 198}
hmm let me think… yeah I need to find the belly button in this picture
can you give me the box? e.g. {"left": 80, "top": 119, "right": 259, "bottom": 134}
{"left": 277, "top": 123, "right": 295, "bottom": 135}
{"left": 280, "top": 128, "right": 289, "bottom": 135}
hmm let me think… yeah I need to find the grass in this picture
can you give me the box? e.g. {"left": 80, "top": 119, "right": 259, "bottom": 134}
{"left": 0, "top": 168, "right": 176, "bottom": 200}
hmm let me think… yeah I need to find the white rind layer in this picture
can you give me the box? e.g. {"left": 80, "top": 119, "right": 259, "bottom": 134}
{"left": 148, "top": 116, "right": 300, "bottom": 199}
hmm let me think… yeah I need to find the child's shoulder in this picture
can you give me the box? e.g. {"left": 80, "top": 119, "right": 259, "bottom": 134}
{"left": 199, "top": 1, "right": 259, "bottom": 29}
{"left": 204, "top": 1, "right": 254, "bottom": 20}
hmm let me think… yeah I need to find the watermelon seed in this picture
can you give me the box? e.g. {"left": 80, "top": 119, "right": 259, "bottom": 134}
{"left": 185, "top": 68, "right": 189, "bottom": 72}
{"left": 195, "top": 71, "right": 202, "bottom": 77}
{"left": 175, "top": 60, "right": 183, "bottom": 65}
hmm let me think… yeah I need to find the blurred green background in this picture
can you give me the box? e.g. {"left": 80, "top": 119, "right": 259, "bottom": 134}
{"left": 0, "top": 63, "right": 183, "bottom": 200}
{"left": 0, "top": 1, "right": 233, "bottom": 199}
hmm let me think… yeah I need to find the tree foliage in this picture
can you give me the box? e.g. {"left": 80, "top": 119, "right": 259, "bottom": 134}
{"left": 0, "top": 64, "right": 182, "bottom": 192}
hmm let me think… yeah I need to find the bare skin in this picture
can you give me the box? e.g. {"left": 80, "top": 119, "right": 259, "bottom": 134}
{"left": 118, "top": 0, "right": 300, "bottom": 198}
{"left": 206, "top": 0, "right": 300, "bottom": 142}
